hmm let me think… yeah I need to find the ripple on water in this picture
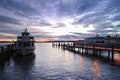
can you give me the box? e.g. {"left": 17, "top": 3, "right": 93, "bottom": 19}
{"left": 0, "top": 43, "right": 120, "bottom": 80}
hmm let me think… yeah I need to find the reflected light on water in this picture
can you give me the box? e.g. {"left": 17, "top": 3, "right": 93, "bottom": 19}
{"left": 114, "top": 52, "right": 120, "bottom": 65}
{"left": 0, "top": 43, "right": 120, "bottom": 80}
{"left": 114, "top": 52, "right": 120, "bottom": 61}
{"left": 64, "top": 50, "right": 70, "bottom": 65}
{"left": 79, "top": 56, "right": 86, "bottom": 71}
{"left": 92, "top": 59, "right": 101, "bottom": 80}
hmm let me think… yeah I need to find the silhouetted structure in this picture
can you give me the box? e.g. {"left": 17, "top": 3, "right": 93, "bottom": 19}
{"left": 0, "top": 44, "right": 14, "bottom": 65}
{"left": 13, "top": 28, "right": 35, "bottom": 56}
{"left": 52, "top": 35, "right": 120, "bottom": 64}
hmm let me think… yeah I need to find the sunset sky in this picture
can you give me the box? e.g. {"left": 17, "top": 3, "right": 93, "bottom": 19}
{"left": 0, "top": 0, "right": 120, "bottom": 41}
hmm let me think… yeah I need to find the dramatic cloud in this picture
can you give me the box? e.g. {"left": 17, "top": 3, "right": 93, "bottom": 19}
{"left": 0, "top": 15, "right": 19, "bottom": 24}
{"left": 0, "top": 0, "right": 120, "bottom": 40}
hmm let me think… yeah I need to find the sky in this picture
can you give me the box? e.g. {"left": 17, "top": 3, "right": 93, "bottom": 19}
{"left": 0, "top": 0, "right": 120, "bottom": 41}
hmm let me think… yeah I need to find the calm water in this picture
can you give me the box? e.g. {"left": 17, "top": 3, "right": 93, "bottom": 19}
{"left": 0, "top": 43, "right": 120, "bottom": 80}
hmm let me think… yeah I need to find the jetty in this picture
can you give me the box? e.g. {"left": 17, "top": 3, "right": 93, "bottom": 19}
{"left": 52, "top": 36, "right": 120, "bottom": 64}
{"left": 0, "top": 44, "right": 14, "bottom": 65}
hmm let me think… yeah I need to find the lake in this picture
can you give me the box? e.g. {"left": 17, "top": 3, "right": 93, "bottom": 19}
{"left": 0, "top": 43, "right": 120, "bottom": 80}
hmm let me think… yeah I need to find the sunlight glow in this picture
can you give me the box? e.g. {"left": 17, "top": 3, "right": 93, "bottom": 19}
{"left": 40, "top": 24, "right": 95, "bottom": 36}
{"left": 0, "top": 33, "right": 16, "bottom": 37}
{"left": 0, "top": 38, "right": 16, "bottom": 41}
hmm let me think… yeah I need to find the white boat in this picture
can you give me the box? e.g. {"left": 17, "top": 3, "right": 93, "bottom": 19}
{"left": 13, "top": 29, "right": 35, "bottom": 56}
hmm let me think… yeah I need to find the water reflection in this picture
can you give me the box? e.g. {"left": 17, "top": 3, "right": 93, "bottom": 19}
{"left": 79, "top": 56, "right": 86, "bottom": 71}
{"left": 0, "top": 43, "right": 120, "bottom": 80}
{"left": 92, "top": 59, "right": 101, "bottom": 80}
{"left": 12, "top": 54, "right": 35, "bottom": 80}
{"left": 64, "top": 50, "right": 70, "bottom": 66}
{"left": 13, "top": 53, "right": 35, "bottom": 64}
{"left": 13, "top": 54, "right": 35, "bottom": 71}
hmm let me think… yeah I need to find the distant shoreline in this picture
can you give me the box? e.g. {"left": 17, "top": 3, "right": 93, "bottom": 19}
{"left": 0, "top": 40, "right": 77, "bottom": 43}
{"left": 0, "top": 41, "right": 13, "bottom": 43}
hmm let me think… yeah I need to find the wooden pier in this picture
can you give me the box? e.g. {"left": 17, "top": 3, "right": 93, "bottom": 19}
{"left": 52, "top": 42, "right": 120, "bottom": 64}
{"left": 0, "top": 44, "right": 14, "bottom": 65}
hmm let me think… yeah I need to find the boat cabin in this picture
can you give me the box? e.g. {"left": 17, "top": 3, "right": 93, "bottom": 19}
{"left": 14, "top": 29, "right": 34, "bottom": 48}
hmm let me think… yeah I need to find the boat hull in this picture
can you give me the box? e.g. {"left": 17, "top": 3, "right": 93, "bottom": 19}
{"left": 13, "top": 47, "right": 35, "bottom": 56}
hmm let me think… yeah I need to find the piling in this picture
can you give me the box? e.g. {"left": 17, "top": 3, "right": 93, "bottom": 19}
{"left": 111, "top": 44, "right": 114, "bottom": 62}
{"left": 93, "top": 44, "right": 95, "bottom": 55}
{"left": 108, "top": 50, "right": 110, "bottom": 60}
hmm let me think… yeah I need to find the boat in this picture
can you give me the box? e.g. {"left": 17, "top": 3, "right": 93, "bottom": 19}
{"left": 13, "top": 28, "right": 35, "bottom": 56}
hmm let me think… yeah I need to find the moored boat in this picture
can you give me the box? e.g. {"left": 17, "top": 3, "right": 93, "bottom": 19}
{"left": 13, "top": 28, "right": 35, "bottom": 56}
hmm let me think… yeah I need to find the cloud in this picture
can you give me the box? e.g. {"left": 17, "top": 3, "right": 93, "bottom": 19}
{"left": 0, "top": 32, "right": 16, "bottom": 39}
{"left": 70, "top": 32, "right": 84, "bottom": 35}
{"left": 29, "top": 20, "right": 52, "bottom": 27}
{"left": 52, "top": 23, "right": 66, "bottom": 28}
{"left": 0, "top": 0, "right": 120, "bottom": 40}
{"left": 0, "top": 15, "right": 21, "bottom": 25}
{"left": 56, "top": 34, "right": 80, "bottom": 40}
{"left": 0, "top": 0, "right": 38, "bottom": 17}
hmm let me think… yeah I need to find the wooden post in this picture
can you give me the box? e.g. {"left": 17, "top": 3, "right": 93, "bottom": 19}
{"left": 86, "top": 48, "right": 88, "bottom": 54}
{"left": 86, "top": 44, "right": 89, "bottom": 54}
{"left": 77, "top": 47, "right": 80, "bottom": 53}
{"left": 73, "top": 46, "right": 75, "bottom": 51}
{"left": 81, "top": 44, "right": 84, "bottom": 55}
{"left": 79, "top": 48, "right": 81, "bottom": 54}
{"left": 96, "top": 49, "right": 98, "bottom": 56}
{"left": 84, "top": 48, "right": 86, "bottom": 54}
{"left": 111, "top": 44, "right": 114, "bottom": 62}
{"left": 58, "top": 43, "right": 60, "bottom": 46}
{"left": 93, "top": 44, "right": 95, "bottom": 55}
{"left": 0, "top": 46, "right": 4, "bottom": 63}
{"left": 108, "top": 50, "right": 110, "bottom": 60}
{"left": 99, "top": 50, "right": 101, "bottom": 57}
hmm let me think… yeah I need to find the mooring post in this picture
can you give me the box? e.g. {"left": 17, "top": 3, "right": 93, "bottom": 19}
{"left": 111, "top": 44, "right": 114, "bottom": 62}
{"left": 77, "top": 47, "right": 79, "bottom": 52}
{"left": 93, "top": 44, "right": 95, "bottom": 55}
{"left": 98, "top": 50, "right": 101, "bottom": 57}
{"left": 86, "top": 44, "right": 88, "bottom": 54}
{"left": 85, "top": 48, "right": 86, "bottom": 54}
{"left": 81, "top": 44, "right": 84, "bottom": 55}
{"left": 108, "top": 50, "right": 110, "bottom": 60}
{"left": 79, "top": 47, "right": 81, "bottom": 54}
{"left": 1, "top": 46, "right": 4, "bottom": 62}
{"left": 86, "top": 48, "right": 88, "bottom": 54}
{"left": 58, "top": 42, "right": 59, "bottom": 46}
{"left": 0, "top": 46, "right": 4, "bottom": 65}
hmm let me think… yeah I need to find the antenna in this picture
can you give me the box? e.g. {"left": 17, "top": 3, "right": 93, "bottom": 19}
{"left": 23, "top": 17, "right": 29, "bottom": 32}
{"left": 25, "top": 28, "right": 27, "bottom": 32}
{"left": 96, "top": 32, "right": 99, "bottom": 37}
